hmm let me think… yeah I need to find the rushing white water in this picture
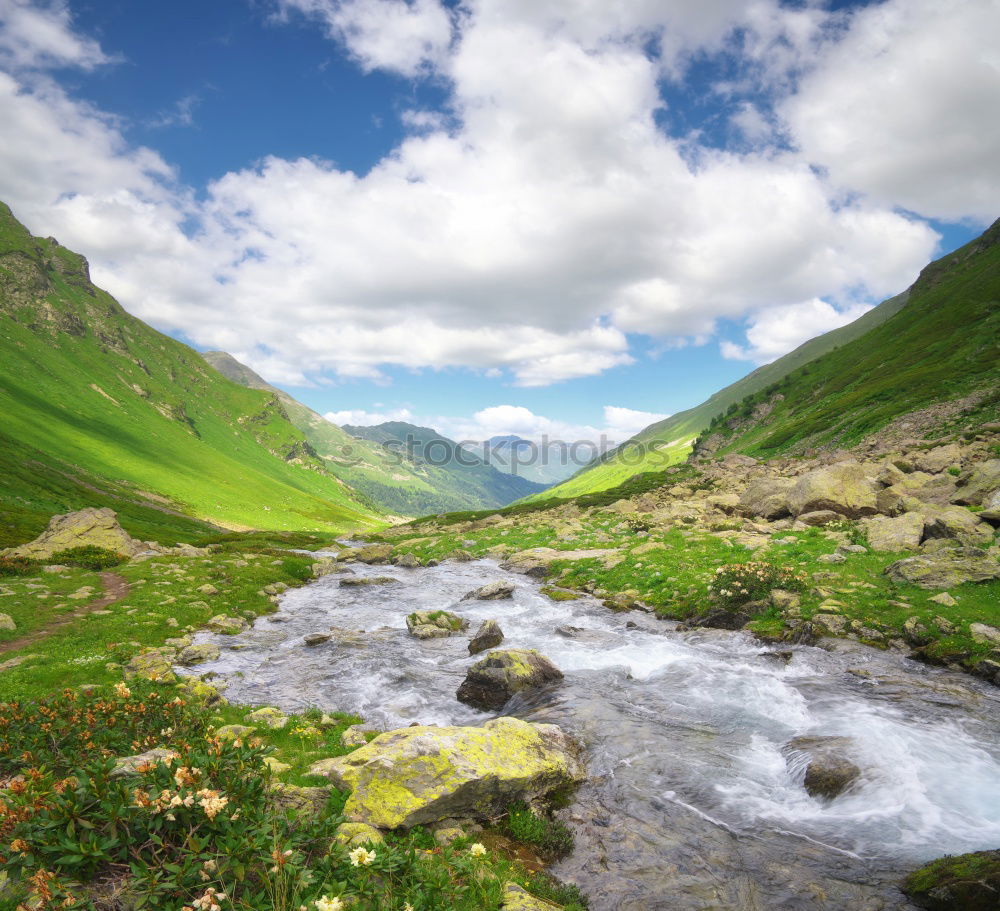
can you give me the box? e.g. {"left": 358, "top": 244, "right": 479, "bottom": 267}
{"left": 184, "top": 556, "right": 1000, "bottom": 909}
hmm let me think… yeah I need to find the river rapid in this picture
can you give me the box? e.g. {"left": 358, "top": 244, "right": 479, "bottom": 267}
{"left": 183, "top": 556, "right": 1000, "bottom": 910}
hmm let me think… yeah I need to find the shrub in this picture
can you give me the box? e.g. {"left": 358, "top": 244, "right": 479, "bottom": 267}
{"left": 0, "top": 555, "right": 39, "bottom": 577}
{"left": 708, "top": 561, "right": 806, "bottom": 607}
{"left": 502, "top": 801, "right": 574, "bottom": 859}
{"left": 49, "top": 545, "right": 126, "bottom": 570}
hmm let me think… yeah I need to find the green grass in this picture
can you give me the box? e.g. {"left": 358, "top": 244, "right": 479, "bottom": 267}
{"left": 0, "top": 202, "right": 383, "bottom": 541}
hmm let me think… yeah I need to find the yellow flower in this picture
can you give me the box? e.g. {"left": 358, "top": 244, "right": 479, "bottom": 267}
{"left": 469, "top": 842, "right": 487, "bottom": 857}
{"left": 348, "top": 846, "right": 376, "bottom": 866}
{"left": 314, "top": 897, "right": 343, "bottom": 911}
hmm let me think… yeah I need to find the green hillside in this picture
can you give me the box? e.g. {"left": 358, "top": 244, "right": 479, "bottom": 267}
{"left": 694, "top": 217, "right": 1000, "bottom": 456}
{"left": 532, "top": 223, "right": 994, "bottom": 500}
{"left": 203, "top": 351, "right": 548, "bottom": 515}
{"left": 343, "top": 421, "right": 549, "bottom": 514}
{"left": 0, "top": 203, "right": 381, "bottom": 548}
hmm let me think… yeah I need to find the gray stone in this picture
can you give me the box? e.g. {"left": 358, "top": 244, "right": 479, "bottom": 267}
{"left": 457, "top": 649, "right": 564, "bottom": 710}
{"left": 111, "top": 748, "right": 179, "bottom": 778}
{"left": 462, "top": 580, "right": 515, "bottom": 600}
{"left": 176, "top": 643, "right": 220, "bottom": 665}
{"left": 738, "top": 478, "right": 795, "bottom": 520}
{"left": 787, "top": 462, "right": 878, "bottom": 518}
{"left": 0, "top": 613, "right": 15, "bottom": 631}
{"left": 970, "top": 623, "right": 1000, "bottom": 647}
{"left": 206, "top": 614, "right": 248, "bottom": 635}
{"left": 885, "top": 550, "right": 1000, "bottom": 589}
{"left": 785, "top": 736, "right": 861, "bottom": 799}
{"left": 861, "top": 513, "right": 925, "bottom": 552}
{"left": 468, "top": 618, "right": 505, "bottom": 655}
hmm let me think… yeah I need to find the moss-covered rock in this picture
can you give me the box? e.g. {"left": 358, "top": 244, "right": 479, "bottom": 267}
{"left": 457, "top": 649, "right": 564, "bottom": 710}
{"left": 307, "top": 717, "right": 585, "bottom": 829}
{"left": 3, "top": 507, "right": 143, "bottom": 560}
{"left": 247, "top": 706, "right": 289, "bottom": 729}
{"left": 407, "top": 609, "right": 469, "bottom": 640}
{"left": 885, "top": 549, "right": 1000, "bottom": 589}
{"left": 902, "top": 849, "right": 1000, "bottom": 910}
{"left": 501, "top": 882, "right": 564, "bottom": 910}
{"left": 176, "top": 643, "right": 220, "bottom": 666}
{"left": 206, "top": 614, "right": 249, "bottom": 634}
{"left": 787, "top": 462, "right": 878, "bottom": 518}
{"left": 124, "top": 648, "right": 177, "bottom": 683}
{"left": 332, "top": 821, "right": 385, "bottom": 847}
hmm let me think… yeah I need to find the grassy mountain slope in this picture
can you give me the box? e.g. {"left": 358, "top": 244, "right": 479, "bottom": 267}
{"left": 695, "top": 217, "right": 1000, "bottom": 456}
{"left": 343, "top": 421, "right": 549, "bottom": 513}
{"left": 202, "top": 351, "right": 547, "bottom": 515}
{"left": 0, "top": 202, "right": 381, "bottom": 547}
{"left": 533, "top": 224, "right": 995, "bottom": 500}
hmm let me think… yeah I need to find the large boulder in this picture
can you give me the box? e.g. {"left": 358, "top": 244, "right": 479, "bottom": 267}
{"left": 920, "top": 506, "right": 993, "bottom": 546}
{"left": 787, "top": 462, "right": 878, "bottom": 518}
{"left": 3, "top": 507, "right": 142, "bottom": 559}
{"left": 407, "top": 610, "right": 469, "bottom": 640}
{"left": 307, "top": 717, "right": 585, "bottom": 829}
{"left": 350, "top": 543, "right": 394, "bottom": 564}
{"left": 884, "top": 549, "right": 1000, "bottom": 589}
{"left": 785, "top": 736, "right": 861, "bottom": 799}
{"left": 913, "top": 443, "right": 963, "bottom": 474}
{"left": 469, "top": 619, "right": 504, "bottom": 655}
{"left": 457, "top": 649, "right": 564, "bottom": 710}
{"left": 881, "top": 473, "right": 958, "bottom": 508}
{"left": 951, "top": 459, "right": 1000, "bottom": 507}
{"left": 737, "top": 478, "right": 795, "bottom": 520}
{"left": 861, "top": 513, "right": 925, "bottom": 552}
{"left": 902, "top": 849, "right": 1000, "bottom": 911}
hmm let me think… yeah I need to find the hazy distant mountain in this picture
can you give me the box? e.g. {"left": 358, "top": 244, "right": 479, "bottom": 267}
{"left": 463, "top": 435, "right": 582, "bottom": 485}
{"left": 343, "top": 422, "right": 549, "bottom": 512}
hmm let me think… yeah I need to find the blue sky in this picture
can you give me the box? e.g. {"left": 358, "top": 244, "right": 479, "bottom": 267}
{"left": 0, "top": 0, "right": 995, "bottom": 443}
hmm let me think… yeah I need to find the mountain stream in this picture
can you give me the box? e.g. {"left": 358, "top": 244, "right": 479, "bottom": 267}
{"left": 181, "top": 555, "right": 1000, "bottom": 910}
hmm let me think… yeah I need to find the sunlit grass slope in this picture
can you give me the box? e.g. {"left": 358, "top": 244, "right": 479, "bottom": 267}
{"left": 0, "top": 202, "right": 380, "bottom": 546}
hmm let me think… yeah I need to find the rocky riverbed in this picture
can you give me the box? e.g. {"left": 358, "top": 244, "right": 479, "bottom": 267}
{"left": 180, "top": 555, "right": 1000, "bottom": 911}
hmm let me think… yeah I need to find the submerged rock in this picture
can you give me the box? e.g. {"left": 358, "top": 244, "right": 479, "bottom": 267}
{"left": 456, "top": 648, "right": 564, "bottom": 710}
{"left": 786, "top": 736, "right": 861, "bottom": 799}
{"left": 307, "top": 716, "right": 585, "bottom": 829}
{"left": 468, "top": 618, "right": 504, "bottom": 655}
{"left": 462, "top": 580, "right": 515, "bottom": 600}
{"left": 339, "top": 576, "right": 397, "bottom": 587}
{"left": 407, "top": 609, "right": 469, "bottom": 640}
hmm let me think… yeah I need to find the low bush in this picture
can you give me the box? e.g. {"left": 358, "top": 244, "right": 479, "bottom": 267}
{"left": 49, "top": 545, "right": 126, "bottom": 570}
{"left": 0, "top": 555, "right": 39, "bottom": 577}
{"left": 708, "top": 561, "right": 806, "bottom": 608}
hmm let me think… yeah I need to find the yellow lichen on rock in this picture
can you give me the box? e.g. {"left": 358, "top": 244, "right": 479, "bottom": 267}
{"left": 308, "top": 717, "right": 584, "bottom": 829}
